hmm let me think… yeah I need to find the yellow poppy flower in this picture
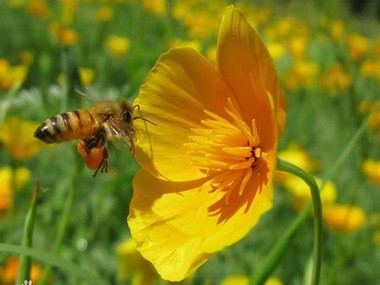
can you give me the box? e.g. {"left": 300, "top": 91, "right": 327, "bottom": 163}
{"left": 128, "top": 5, "right": 286, "bottom": 282}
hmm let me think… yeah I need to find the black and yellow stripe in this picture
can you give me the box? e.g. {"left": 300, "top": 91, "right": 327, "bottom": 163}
{"left": 34, "top": 110, "right": 99, "bottom": 143}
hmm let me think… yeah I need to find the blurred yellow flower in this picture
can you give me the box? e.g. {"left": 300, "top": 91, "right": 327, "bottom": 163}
{"left": 172, "top": 0, "right": 224, "bottom": 39}
{"left": 60, "top": 0, "right": 77, "bottom": 25}
{"left": 288, "top": 36, "right": 308, "bottom": 58}
{"left": 221, "top": 275, "right": 249, "bottom": 285}
{"left": 0, "top": 256, "right": 42, "bottom": 284}
{"left": 0, "top": 116, "right": 43, "bottom": 160}
{"left": 267, "top": 42, "right": 286, "bottom": 61}
{"left": 273, "top": 17, "right": 297, "bottom": 38}
{"left": 117, "top": 238, "right": 157, "bottom": 285}
{"left": 321, "top": 65, "right": 351, "bottom": 95}
{"left": 283, "top": 176, "right": 337, "bottom": 212}
{"left": 221, "top": 275, "right": 282, "bottom": 285}
{"left": 0, "top": 59, "right": 28, "bottom": 90}
{"left": 128, "top": 6, "right": 286, "bottom": 281}
{"left": 331, "top": 20, "right": 345, "bottom": 42}
{"left": 0, "top": 166, "right": 32, "bottom": 213}
{"left": 346, "top": 33, "right": 370, "bottom": 61}
{"left": 283, "top": 59, "right": 319, "bottom": 90}
{"left": 275, "top": 144, "right": 318, "bottom": 185}
{"left": 360, "top": 59, "right": 380, "bottom": 80}
{"left": 58, "top": 66, "right": 94, "bottom": 86}
{"left": 321, "top": 18, "right": 346, "bottom": 42}
{"left": 105, "top": 35, "right": 131, "bottom": 58}
{"left": 142, "top": 0, "right": 167, "bottom": 16}
{"left": 323, "top": 204, "right": 366, "bottom": 233}
{"left": 0, "top": 169, "right": 12, "bottom": 213}
{"left": 79, "top": 67, "right": 95, "bottom": 86}
{"left": 96, "top": 6, "right": 114, "bottom": 22}
{"left": 362, "top": 159, "right": 380, "bottom": 185}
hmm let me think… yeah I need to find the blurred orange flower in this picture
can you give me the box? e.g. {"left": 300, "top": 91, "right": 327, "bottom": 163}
{"left": 50, "top": 23, "right": 77, "bottom": 45}
{"left": 321, "top": 65, "right": 351, "bottom": 95}
{"left": 27, "top": 0, "right": 51, "bottom": 19}
{"left": 346, "top": 33, "right": 370, "bottom": 61}
{"left": 0, "top": 256, "right": 42, "bottom": 284}
{"left": 96, "top": 6, "right": 114, "bottom": 22}
{"left": 323, "top": 204, "right": 366, "bottom": 233}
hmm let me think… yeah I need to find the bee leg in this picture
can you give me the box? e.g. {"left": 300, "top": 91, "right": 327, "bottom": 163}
{"left": 100, "top": 144, "right": 109, "bottom": 173}
{"left": 81, "top": 129, "right": 109, "bottom": 177}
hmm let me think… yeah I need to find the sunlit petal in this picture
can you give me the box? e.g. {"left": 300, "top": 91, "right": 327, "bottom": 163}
{"left": 128, "top": 168, "right": 273, "bottom": 281}
{"left": 134, "top": 48, "right": 235, "bottom": 181}
{"left": 216, "top": 6, "right": 286, "bottom": 147}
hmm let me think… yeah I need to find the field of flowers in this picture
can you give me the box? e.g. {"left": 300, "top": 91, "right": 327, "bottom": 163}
{"left": 0, "top": 0, "right": 380, "bottom": 284}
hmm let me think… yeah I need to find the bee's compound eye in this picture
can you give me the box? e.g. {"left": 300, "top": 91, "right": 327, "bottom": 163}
{"left": 123, "top": 110, "right": 132, "bottom": 123}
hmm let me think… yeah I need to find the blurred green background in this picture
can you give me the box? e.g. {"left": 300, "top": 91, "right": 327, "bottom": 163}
{"left": 0, "top": 0, "right": 380, "bottom": 284}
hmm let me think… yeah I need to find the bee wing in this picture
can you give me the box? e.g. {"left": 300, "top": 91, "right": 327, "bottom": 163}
{"left": 103, "top": 117, "right": 134, "bottom": 150}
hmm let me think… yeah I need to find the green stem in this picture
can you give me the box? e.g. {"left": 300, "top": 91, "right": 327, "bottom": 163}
{"left": 249, "top": 160, "right": 322, "bottom": 285}
{"left": 277, "top": 158, "right": 322, "bottom": 285}
{"left": 39, "top": 166, "right": 82, "bottom": 285}
{"left": 16, "top": 183, "right": 39, "bottom": 284}
{"left": 250, "top": 116, "right": 370, "bottom": 285}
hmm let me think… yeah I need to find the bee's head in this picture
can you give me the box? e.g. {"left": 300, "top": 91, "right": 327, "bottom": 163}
{"left": 120, "top": 101, "right": 134, "bottom": 124}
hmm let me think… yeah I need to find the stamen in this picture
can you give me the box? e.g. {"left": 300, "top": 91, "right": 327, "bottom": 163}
{"left": 222, "top": 146, "right": 252, "bottom": 157}
{"left": 186, "top": 97, "right": 265, "bottom": 208}
{"left": 229, "top": 157, "right": 255, "bottom": 170}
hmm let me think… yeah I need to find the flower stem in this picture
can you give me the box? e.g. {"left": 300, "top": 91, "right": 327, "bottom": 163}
{"left": 250, "top": 116, "right": 370, "bottom": 285}
{"left": 249, "top": 159, "right": 322, "bottom": 285}
{"left": 276, "top": 158, "right": 322, "bottom": 285}
{"left": 38, "top": 164, "right": 82, "bottom": 285}
{"left": 16, "top": 182, "right": 39, "bottom": 284}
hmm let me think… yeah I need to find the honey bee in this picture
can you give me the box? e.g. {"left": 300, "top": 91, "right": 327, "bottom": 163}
{"left": 34, "top": 100, "right": 151, "bottom": 177}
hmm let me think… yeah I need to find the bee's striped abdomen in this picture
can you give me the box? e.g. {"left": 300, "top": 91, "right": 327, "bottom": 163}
{"left": 34, "top": 110, "right": 100, "bottom": 143}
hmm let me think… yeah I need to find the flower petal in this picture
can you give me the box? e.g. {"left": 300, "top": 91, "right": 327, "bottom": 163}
{"left": 128, "top": 168, "right": 273, "bottom": 281}
{"left": 216, "top": 6, "right": 286, "bottom": 148}
{"left": 133, "top": 47, "right": 235, "bottom": 181}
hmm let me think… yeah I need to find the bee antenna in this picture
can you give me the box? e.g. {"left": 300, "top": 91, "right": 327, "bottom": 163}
{"left": 133, "top": 104, "right": 141, "bottom": 111}
{"left": 134, "top": 116, "right": 157, "bottom": 126}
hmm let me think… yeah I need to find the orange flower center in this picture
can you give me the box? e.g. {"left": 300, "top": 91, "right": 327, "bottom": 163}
{"left": 186, "top": 98, "right": 268, "bottom": 222}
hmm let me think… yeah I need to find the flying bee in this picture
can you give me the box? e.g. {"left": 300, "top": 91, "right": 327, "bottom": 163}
{"left": 34, "top": 100, "right": 153, "bottom": 177}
